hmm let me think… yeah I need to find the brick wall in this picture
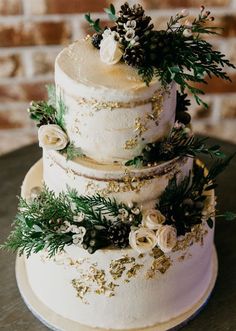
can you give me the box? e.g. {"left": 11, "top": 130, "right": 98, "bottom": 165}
{"left": 0, "top": 0, "right": 235, "bottom": 155}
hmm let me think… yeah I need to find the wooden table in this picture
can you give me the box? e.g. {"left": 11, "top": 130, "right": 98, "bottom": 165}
{"left": 0, "top": 140, "right": 236, "bottom": 331}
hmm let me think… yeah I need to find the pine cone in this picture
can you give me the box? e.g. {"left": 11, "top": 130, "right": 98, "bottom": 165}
{"left": 148, "top": 30, "right": 182, "bottom": 67}
{"left": 157, "top": 141, "right": 176, "bottom": 160}
{"left": 123, "top": 46, "right": 145, "bottom": 67}
{"left": 116, "top": 3, "right": 153, "bottom": 41}
{"left": 176, "top": 92, "right": 191, "bottom": 112}
{"left": 175, "top": 92, "right": 192, "bottom": 124}
{"left": 27, "top": 101, "right": 56, "bottom": 127}
{"left": 82, "top": 227, "right": 110, "bottom": 254}
{"left": 107, "top": 222, "right": 131, "bottom": 248}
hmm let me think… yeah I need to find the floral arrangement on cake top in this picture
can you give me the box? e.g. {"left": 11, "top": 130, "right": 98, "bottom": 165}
{"left": 86, "top": 3, "right": 235, "bottom": 107}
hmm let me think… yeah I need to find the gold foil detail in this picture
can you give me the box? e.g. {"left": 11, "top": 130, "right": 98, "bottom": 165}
{"left": 72, "top": 280, "right": 90, "bottom": 303}
{"left": 109, "top": 256, "right": 135, "bottom": 280}
{"left": 126, "top": 264, "right": 144, "bottom": 278}
{"left": 100, "top": 172, "right": 148, "bottom": 195}
{"left": 109, "top": 255, "right": 144, "bottom": 282}
{"left": 173, "top": 224, "right": 208, "bottom": 252}
{"left": 76, "top": 89, "right": 163, "bottom": 112}
{"left": 146, "top": 248, "right": 172, "bottom": 279}
{"left": 124, "top": 138, "right": 138, "bottom": 150}
{"left": 124, "top": 89, "right": 164, "bottom": 150}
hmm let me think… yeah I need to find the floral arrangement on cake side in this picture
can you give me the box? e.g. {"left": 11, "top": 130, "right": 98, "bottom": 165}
{"left": 1, "top": 3, "right": 236, "bottom": 258}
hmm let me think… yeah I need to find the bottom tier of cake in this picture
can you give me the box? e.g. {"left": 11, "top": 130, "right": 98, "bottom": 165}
{"left": 19, "top": 160, "right": 218, "bottom": 331}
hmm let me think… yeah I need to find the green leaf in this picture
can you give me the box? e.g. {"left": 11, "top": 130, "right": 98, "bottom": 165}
{"left": 104, "top": 4, "right": 117, "bottom": 21}
{"left": 84, "top": 13, "right": 102, "bottom": 32}
{"left": 61, "top": 143, "right": 84, "bottom": 161}
{"left": 32, "top": 225, "right": 43, "bottom": 232}
{"left": 223, "top": 211, "right": 236, "bottom": 221}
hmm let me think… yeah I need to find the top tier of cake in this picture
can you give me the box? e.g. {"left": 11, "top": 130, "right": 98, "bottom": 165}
{"left": 55, "top": 38, "right": 176, "bottom": 164}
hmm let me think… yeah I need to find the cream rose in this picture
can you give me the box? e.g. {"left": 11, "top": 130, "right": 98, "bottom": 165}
{"left": 142, "top": 209, "right": 166, "bottom": 230}
{"left": 38, "top": 124, "right": 68, "bottom": 151}
{"left": 157, "top": 225, "right": 177, "bottom": 253}
{"left": 129, "top": 227, "right": 158, "bottom": 253}
{"left": 100, "top": 30, "right": 123, "bottom": 65}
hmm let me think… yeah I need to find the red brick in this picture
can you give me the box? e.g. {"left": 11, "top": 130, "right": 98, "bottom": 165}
{"left": 32, "top": 50, "right": 60, "bottom": 75}
{"left": 0, "top": 129, "right": 37, "bottom": 156}
{"left": 0, "top": 81, "right": 51, "bottom": 102}
{"left": 0, "top": 21, "right": 72, "bottom": 47}
{"left": 192, "top": 121, "right": 236, "bottom": 144}
{"left": 143, "top": 0, "right": 231, "bottom": 9}
{"left": 0, "top": 54, "right": 23, "bottom": 78}
{"left": 29, "top": 0, "right": 110, "bottom": 14}
{"left": 0, "top": 108, "right": 33, "bottom": 129}
{"left": 221, "top": 95, "right": 236, "bottom": 118}
{"left": 195, "top": 74, "right": 236, "bottom": 94}
{"left": 190, "top": 102, "right": 213, "bottom": 119}
{"left": 0, "top": 0, "right": 22, "bottom": 15}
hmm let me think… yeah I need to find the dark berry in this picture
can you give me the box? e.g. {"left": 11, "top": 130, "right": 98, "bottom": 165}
{"left": 91, "top": 33, "right": 103, "bottom": 49}
{"left": 176, "top": 111, "right": 191, "bottom": 125}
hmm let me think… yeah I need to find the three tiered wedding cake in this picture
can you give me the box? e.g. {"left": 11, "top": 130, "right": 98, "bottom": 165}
{"left": 3, "top": 3, "right": 235, "bottom": 330}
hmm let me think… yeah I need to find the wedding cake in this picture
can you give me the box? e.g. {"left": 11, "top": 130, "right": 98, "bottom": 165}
{"left": 3, "top": 3, "right": 235, "bottom": 331}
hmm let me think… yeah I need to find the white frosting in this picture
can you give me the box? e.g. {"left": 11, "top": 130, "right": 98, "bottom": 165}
{"left": 22, "top": 160, "right": 216, "bottom": 330}
{"left": 55, "top": 39, "right": 176, "bottom": 163}
{"left": 43, "top": 150, "right": 193, "bottom": 209}
{"left": 25, "top": 238, "right": 214, "bottom": 330}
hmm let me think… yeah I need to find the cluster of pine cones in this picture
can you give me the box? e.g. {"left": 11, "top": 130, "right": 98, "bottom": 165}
{"left": 116, "top": 2, "right": 154, "bottom": 68}
{"left": 92, "top": 2, "right": 154, "bottom": 68}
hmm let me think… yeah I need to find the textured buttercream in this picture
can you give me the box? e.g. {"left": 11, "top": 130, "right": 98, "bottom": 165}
{"left": 55, "top": 39, "right": 177, "bottom": 163}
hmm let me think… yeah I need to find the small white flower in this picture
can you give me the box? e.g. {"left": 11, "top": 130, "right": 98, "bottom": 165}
{"left": 100, "top": 29, "right": 123, "bottom": 65}
{"left": 180, "top": 9, "right": 189, "bottom": 17}
{"left": 38, "top": 124, "right": 68, "bottom": 151}
{"left": 72, "top": 227, "right": 86, "bottom": 246}
{"left": 129, "top": 227, "right": 158, "bottom": 253}
{"left": 58, "top": 220, "right": 72, "bottom": 233}
{"left": 156, "top": 225, "right": 177, "bottom": 253}
{"left": 173, "top": 121, "right": 185, "bottom": 130}
{"left": 142, "top": 209, "right": 166, "bottom": 230}
{"left": 73, "top": 212, "right": 85, "bottom": 223}
{"left": 125, "top": 28, "right": 136, "bottom": 41}
{"left": 124, "top": 20, "right": 137, "bottom": 30}
{"left": 131, "top": 206, "right": 141, "bottom": 215}
{"left": 184, "top": 20, "right": 192, "bottom": 28}
{"left": 183, "top": 29, "right": 192, "bottom": 37}
{"left": 118, "top": 208, "right": 129, "bottom": 222}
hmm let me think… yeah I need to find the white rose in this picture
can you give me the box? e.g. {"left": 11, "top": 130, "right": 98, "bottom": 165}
{"left": 157, "top": 225, "right": 177, "bottom": 253}
{"left": 129, "top": 227, "right": 158, "bottom": 253}
{"left": 38, "top": 124, "right": 68, "bottom": 151}
{"left": 100, "top": 30, "right": 123, "bottom": 65}
{"left": 142, "top": 209, "right": 166, "bottom": 230}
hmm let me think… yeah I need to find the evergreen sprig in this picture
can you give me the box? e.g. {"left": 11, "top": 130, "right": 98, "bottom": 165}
{"left": 1, "top": 187, "right": 140, "bottom": 257}
{"left": 104, "top": 4, "right": 117, "bottom": 21}
{"left": 61, "top": 143, "right": 84, "bottom": 161}
{"left": 157, "top": 155, "right": 235, "bottom": 235}
{"left": 125, "top": 125, "right": 225, "bottom": 167}
{"left": 85, "top": 4, "right": 235, "bottom": 107}
{"left": 68, "top": 190, "right": 126, "bottom": 217}
{"left": 27, "top": 85, "right": 67, "bottom": 129}
{"left": 84, "top": 13, "right": 102, "bottom": 33}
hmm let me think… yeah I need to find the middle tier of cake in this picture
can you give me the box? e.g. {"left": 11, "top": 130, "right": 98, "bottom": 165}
{"left": 42, "top": 150, "right": 193, "bottom": 209}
